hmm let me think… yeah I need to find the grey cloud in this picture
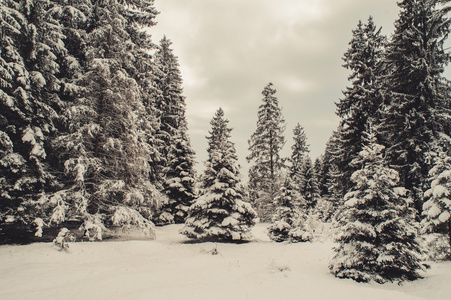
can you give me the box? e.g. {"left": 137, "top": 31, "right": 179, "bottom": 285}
{"left": 151, "top": 0, "right": 401, "bottom": 175}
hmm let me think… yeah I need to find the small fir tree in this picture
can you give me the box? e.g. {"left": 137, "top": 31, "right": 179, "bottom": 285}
{"left": 267, "top": 178, "right": 311, "bottom": 243}
{"left": 422, "top": 143, "right": 451, "bottom": 256}
{"left": 181, "top": 108, "right": 256, "bottom": 242}
{"left": 162, "top": 129, "right": 197, "bottom": 223}
{"left": 330, "top": 130, "right": 425, "bottom": 283}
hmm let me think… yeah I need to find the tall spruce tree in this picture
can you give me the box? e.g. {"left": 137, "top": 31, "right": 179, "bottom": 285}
{"left": 122, "top": 2, "right": 161, "bottom": 185}
{"left": 181, "top": 108, "right": 256, "bottom": 241}
{"left": 52, "top": 0, "right": 159, "bottom": 238}
{"left": 381, "top": 0, "right": 451, "bottom": 215}
{"left": 0, "top": 0, "right": 71, "bottom": 240}
{"left": 334, "top": 17, "right": 386, "bottom": 195}
{"left": 267, "top": 177, "right": 311, "bottom": 243}
{"left": 152, "top": 36, "right": 197, "bottom": 224}
{"left": 330, "top": 130, "right": 425, "bottom": 283}
{"left": 247, "top": 82, "right": 286, "bottom": 221}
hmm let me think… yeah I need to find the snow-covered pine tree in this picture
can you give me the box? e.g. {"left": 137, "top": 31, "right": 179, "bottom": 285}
{"left": 153, "top": 36, "right": 197, "bottom": 224}
{"left": 247, "top": 82, "right": 286, "bottom": 221}
{"left": 122, "top": 5, "right": 169, "bottom": 218}
{"left": 52, "top": 0, "right": 159, "bottom": 239}
{"left": 381, "top": 0, "right": 451, "bottom": 215}
{"left": 0, "top": 0, "right": 70, "bottom": 240}
{"left": 267, "top": 177, "right": 311, "bottom": 243}
{"left": 422, "top": 142, "right": 451, "bottom": 256}
{"left": 289, "top": 123, "right": 309, "bottom": 194}
{"left": 330, "top": 129, "right": 425, "bottom": 283}
{"left": 323, "top": 128, "right": 347, "bottom": 200}
{"left": 314, "top": 157, "right": 323, "bottom": 187}
{"left": 299, "top": 155, "right": 320, "bottom": 210}
{"left": 313, "top": 155, "right": 336, "bottom": 222}
{"left": 334, "top": 17, "right": 386, "bottom": 195}
{"left": 162, "top": 129, "right": 197, "bottom": 224}
{"left": 125, "top": 20, "right": 162, "bottom": 188}
{"left": 181, "top": 108, "right": 256, "bottom": 241}
{"left": 326, "top": 164, "right": 345, "bottom": 222}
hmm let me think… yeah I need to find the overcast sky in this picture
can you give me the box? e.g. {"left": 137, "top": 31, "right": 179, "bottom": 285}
{"left": 149, "top": 0, "right": 403, "bottom": 175}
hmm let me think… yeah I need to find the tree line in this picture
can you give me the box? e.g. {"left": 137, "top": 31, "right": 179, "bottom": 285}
{"left": 2, "top": 0, "right": 451, "bottom": 285}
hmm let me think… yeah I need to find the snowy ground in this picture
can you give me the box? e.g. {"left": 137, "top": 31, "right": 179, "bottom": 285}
{"left": 0, "top": 224, "right": 450, "bottom": 300}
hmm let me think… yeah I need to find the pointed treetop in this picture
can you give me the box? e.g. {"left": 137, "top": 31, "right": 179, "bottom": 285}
{"left": 262, "top": 82, "right": 276, "bottom": 97}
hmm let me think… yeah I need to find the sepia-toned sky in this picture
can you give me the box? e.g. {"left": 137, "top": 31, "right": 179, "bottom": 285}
{"left": 149, "top": 0, "right": 405, "bottom": 176}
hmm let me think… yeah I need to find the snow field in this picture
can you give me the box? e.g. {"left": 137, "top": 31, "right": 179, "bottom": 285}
{"left": 0, "top": 223, "right": 449, "bottom": 300}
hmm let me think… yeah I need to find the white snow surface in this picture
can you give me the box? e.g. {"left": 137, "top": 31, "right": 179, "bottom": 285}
{"left": 0, "top": 223, "right": 450, "bottom": 300}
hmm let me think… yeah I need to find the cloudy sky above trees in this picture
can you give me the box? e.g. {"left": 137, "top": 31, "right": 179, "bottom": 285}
{"left": 149, "top": 0, "right": 432, "bottom": 175}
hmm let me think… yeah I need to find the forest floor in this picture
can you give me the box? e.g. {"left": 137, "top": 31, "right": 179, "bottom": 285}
{"left": 0, "top": 223, "right": 450, "bottom": 300}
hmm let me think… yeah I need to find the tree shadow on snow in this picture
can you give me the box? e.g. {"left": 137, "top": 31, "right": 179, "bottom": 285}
{"left": 181, "top": 238, "right": 252, "bottom": 245}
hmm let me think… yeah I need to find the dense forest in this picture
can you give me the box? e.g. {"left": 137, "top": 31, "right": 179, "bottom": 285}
{"left": 2, "top": 0, "right": 451, "bottom": 284}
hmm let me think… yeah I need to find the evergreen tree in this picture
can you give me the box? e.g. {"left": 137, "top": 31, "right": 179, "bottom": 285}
{"left": 247, "top": 82, "right": 286, "bottom": 221}
{"left": 326, "top": 164, "right": 345, "bottom": 221}
{"left": 323, "top": 128, "right": 347, "bottom": 199}
{"left": 289, "top": 123, "right": 309, "bottom": 193}
{"left": 122, "top": 3, "right": 162, "bottom": 189}
{"left": 313, "top": 157, "right": 322, "bottom": 186}
{"left": 52, "top": 0, "right": 159, "bottom": 238}
{"left": 381, "top": 0, "right": 451, "bottom": 214}
{"left": 153, "top": 36, "right": 197, "bottom": 224}
{"left": 299, "top": 155, "right": 320, "bottom": 210}
{"left": 334, "top": 17, "right": 386, "bottom": 195}
{"left": 422, "top": 142, "right": 451, "bottom": 256}
{"left": 181, "top": 108, "right": 256, "bottom": 241}
{"left": 267, "top": 177, "right": 311, "bottom": 242}
{"left": 330, "top": 130, "right": 425, "bottom": 283}
{"left": 162, "top": 128, "right": 197, "bottom": 224}
{"left": 0, "top": 0, "right": 69, "bottom": 239}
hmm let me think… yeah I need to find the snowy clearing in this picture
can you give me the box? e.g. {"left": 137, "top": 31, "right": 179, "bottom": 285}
{"left": 0, "top": 223, "right": 450, "bottom": 300}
